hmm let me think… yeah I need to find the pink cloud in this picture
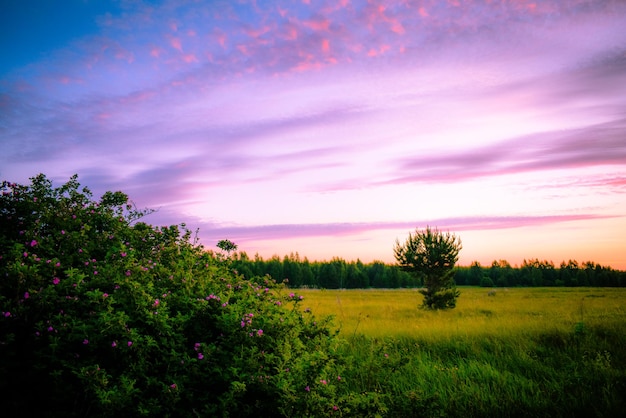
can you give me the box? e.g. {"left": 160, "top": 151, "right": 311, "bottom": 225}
{"left": 390, "top": 20, "right": 405, "bottom": 34}
{"left": 58, "top": 75, "right": 83, "bottom": 85}
{"left": 367, "top": 44, "right": 390, "bottom": 57}
{"left": 150, "top": 46, "right": 163, "bottom": 58}
{"left": 170, "top": 37, "right": 183, "bottom": 52}
{"left": 117, "top": 90, "right": 156, "bottom": 104}
{"left": 285, "top": 26, "right": 299, "bottom": 40}
{"left": 292, "top": 57, "right": 323, "bottom": 72}
{"left": 244, "top": 25, "right": 272, "bottom": 39}
{"left": 114, "top": 50, "right": 135, "bottom": 63}
{"left": 321, "top": 38, "right": 330, "bottom": 52}
{"left": 214, "top": 30, "right": 228, "bottom": 48}
{"left": 301, "top": 17, "right": 331, "bottom": 31}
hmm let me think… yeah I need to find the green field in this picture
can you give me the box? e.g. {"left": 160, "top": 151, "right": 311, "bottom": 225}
{"left": 299, "top": 287, "right": 626, "bottom": 339}
{"left": 297, "top": 287, "right": 626, "bottom": 417}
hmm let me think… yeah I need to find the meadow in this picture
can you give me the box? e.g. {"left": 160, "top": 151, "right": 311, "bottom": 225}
{"left": 298, "top": 287, "right": 626, "bottom": 417}
{"left": 298, "top": 287, "right": 626, "bottom": 339}
{"left": 3, "top": 176, "right": 625, "bottom": 417}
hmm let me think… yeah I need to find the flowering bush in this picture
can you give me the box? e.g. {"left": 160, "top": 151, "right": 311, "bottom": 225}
{"left": 0, "top": 175, "right": 345, "bottom": 417}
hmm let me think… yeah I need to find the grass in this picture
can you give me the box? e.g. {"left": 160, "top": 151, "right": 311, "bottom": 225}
{"left": 298, "top": 287, "right": 626, "bottom": 417}
{"left": 299, "top": 287, "right": 626, "bottom": 340}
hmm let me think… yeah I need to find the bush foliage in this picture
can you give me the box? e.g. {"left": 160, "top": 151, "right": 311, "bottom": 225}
{"left": 0, "top": 174, "right": 345, "bottom": 417}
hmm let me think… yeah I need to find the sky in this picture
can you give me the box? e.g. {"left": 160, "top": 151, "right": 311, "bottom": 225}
{"left": 1, "top": 0, "right": 625, "bottom": 269}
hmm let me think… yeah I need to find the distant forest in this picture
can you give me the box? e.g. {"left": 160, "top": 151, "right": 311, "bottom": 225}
{"left": 221, "top": 252, "right": 626, "bottom": 288}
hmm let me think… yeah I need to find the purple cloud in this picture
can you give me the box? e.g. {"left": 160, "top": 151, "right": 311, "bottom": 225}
{"left": 197, "top": 213, "right": 618, "bottom": 243}
{"left": 388, "top": 118, "right": 626, "bottom": 185}
{"left": 2, "top": 0, "right": 626, "bottom": 268}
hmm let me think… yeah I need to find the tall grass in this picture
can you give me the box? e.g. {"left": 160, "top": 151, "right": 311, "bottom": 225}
{"left": 299, "top": 287, "right": 626, "bottom": 417}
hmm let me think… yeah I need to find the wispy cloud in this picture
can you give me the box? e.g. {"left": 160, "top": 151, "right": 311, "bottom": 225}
{"left": 388, "top": 118, "right": 626, "bottom": 185}
{"left": 197, "top": 213, "right": 619, "bottom": 243}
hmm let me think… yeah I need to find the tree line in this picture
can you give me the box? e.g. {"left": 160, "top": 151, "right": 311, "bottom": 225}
{"left": 221, "top": 252, "right": 625, "bottom": 288}
{"left": 223, "top": 252, "right": 419, "bottom": 288}
{"left": 455, "top": 259, "right": 626, "bottom": 288}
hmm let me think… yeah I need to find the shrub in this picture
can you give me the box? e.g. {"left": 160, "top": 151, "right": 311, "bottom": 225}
{"left": 0, "top": 174, "right": 343, "bottom": 417}
{"left": 394, "top": 227, "right": 462, "bottom": 309}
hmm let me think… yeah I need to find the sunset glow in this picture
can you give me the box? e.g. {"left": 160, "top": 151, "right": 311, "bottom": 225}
{"left": 1, "top": 0, "right": 625, "bottom": 268}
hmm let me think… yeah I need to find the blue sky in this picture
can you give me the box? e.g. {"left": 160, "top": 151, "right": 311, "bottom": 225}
{"left": 1, "top": 0, "right": 625, "bottom": 268}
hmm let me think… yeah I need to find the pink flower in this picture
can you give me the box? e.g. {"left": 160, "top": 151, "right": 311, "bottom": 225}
{"left": 125, "top": 270, "right": 131, "bottom": 276}
{"left": 55, "top": 262, "right": 60, "bottom": 267}
{"left": 170, "top": 383, "right": 177, "bottom": 389}
{"left": 111, "top": 341, "right": 117, "bottom": 347}
{"left": 127, "top": 341, "right": 133, "bottom": 347}
{"left": 320, "top": 379, "right": 327, "bottom": 385}
{"left": 305, "top": 386, "right": 310, "bottom": 392}
{"left": 52, "top": 277, "right": 60, "bottom": 285}
{"left": 30, "top": 240, "right": 37, "bottom": 247}
{"left": 153, "top": 299, "right": 160, "bottom": 307}
{"left": 333, "top": 405, "right": 339, "bottom": 411}
{"left": 24, "top": 292, "right": 29, "bottom": 299}
{"left": 61, "top": 230, "right": 65, "bottom": 235}
{"left": 121, "top": 252, "right": 127, "bottom": 257}
{"left": 4, "top": 312, "right": 11, "bottom": 318}
{"left": 197, "top": 353, "right": 204, "bottom": 360}
{"left": 83, "top": 339, "right": 89, "bottom": 345}
{"left": 102, "top": 293, "right": 108, "bottom": 298}
{"left": 93, "top": 271, "right": 98, "bottom": 275}
{"left": 257, "top": 329, "right": 264, "bottom": 337}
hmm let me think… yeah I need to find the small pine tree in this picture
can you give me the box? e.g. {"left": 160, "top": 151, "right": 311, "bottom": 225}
{"left": 394, "top": 226, "right": 462, "bottom": 309}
